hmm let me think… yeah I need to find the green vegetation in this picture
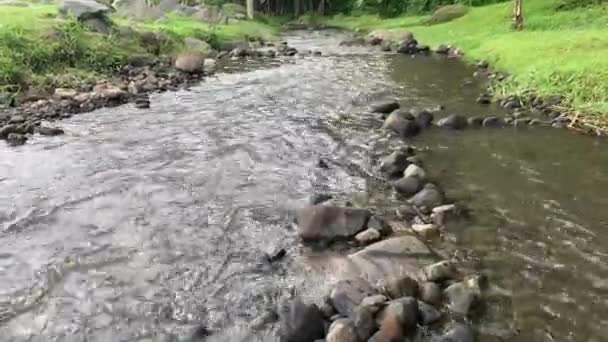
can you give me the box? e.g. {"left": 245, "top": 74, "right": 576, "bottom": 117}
{"left": 428, "top": 4, "right": 468, "bottom": 24}
{"left": 325, "top": 0, "right": 608, "bottom": 116}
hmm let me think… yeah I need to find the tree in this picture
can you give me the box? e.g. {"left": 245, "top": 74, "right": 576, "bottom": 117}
{"left": 247, "top": 0, "right": 254, "bottom": 19}
{"left": 512, "top": 0, "right": 524, "bottom": 30}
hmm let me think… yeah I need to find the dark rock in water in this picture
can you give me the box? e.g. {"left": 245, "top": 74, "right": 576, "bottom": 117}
{"left": 185, "top": 324, "right": 211, "bottom": 341}
{"left": 284, "top": 47, "right": 298, "bottom": 56}
{"left": 437, "top": 324, "right": 475, "bottom": 342}
{"left": 444, "top": 276, "right": 481, "bottom": 316}
{"left": 393, "top": 176, "right": 422, "bottom": 197}
{"left": 353, "top": 305, "right": 376, "bottom": 341}
{"left": 326, "top": 319, "right": 357, "bottom": 342}
{"left": 9, "top": 114, "right": 25, "bottom": 124}
{"left": 371, "top": 101, "right": 400, "bottom": 114}
{"left": 36, "top": 126, "right": 64, "bottom": 136}
{"left": 376, "top": 297, "right": 419, "bottom": 330}
{"left": 435, "top": 44, "right": 450, "bottom": 54}
{"left": 409, "top": 183, "right": 444, "bottom": 210}
{"left": 476, "top": 93, "right": 492, "bottom": 104}
{"left": 6, "top": 133, "right": 27, "bottom": 146}
{"left": 0, "top": 124, "right": 18, "bottom": 138}
{"left": 310, "top": 193, "right": 333, "bottom": 205}
{"left": 406, "top": 155, "right": 423, "bottom": 166}
{"left": 135, "top": 95, "right": 151, "bottom": 109}
{"left": 418, "top": 300, "right": 441, "bottom": 325}
{"left": 417, "top": 44, "right": 430, "bottom": 53}
{"left": 279, "top": 298, "right": 325, "bottom": 342}
{"left": 413, "top": 110, "right": 434, "bottom": 128}
{"left": 397, "top": 41, "right": 419, "bottom": 54}
{"left": 384, "top": 275, "right": 419, "bottom": 299}
{"left": 424, "top": 260, "right": 458, "bottom": 282}
{"left": 419, "top": 281, "right": 442, "bottom": 305}
{"left": 17, "top": 123, "right": 34, "bottom": 135}
{"left": 294, "top": 205, "right": 371, "bottom": 242}
{"left": 379, "top": 149, "right": 411, "bottom": 176}
{"left": 368, "top": 36, "right": 383, "bottom": 45}
{"left": 467, "top": 117, "right": 483, "bottom": 127}
{"left": 317, "top": 158, "right": 330, "bottom": 169}
{"left": 330, "top": 278, "right": 375, "bottom": 316}
{"left": 513, "top": 118, "right": 531, "bottom": 127}
{"left": 383, "top": 111, "right": 421, "bottom": 138}
{"left": 266, "top": 248, "right": 286, "bottom": 263}
{"left": 437, "top": 114, "right": 468, "bottom": 130}
{"left": 501, "top": 99, "right": 521, "bottom": 110}
{"left": 313, "top": 50, "right": 322, "bottom": 56}
{"left": 482, "top": 116, "right": 503, "bottom": 128}
{"left": 339, "top": 37, "right": 365, "bottom": 46}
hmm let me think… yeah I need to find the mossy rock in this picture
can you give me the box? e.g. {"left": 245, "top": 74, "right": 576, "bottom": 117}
{"left": 428, "top": 4, "right": 468, "bottom": 24}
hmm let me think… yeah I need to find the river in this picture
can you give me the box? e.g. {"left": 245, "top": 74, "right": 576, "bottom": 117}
{"left": 0, "top": 30, "right": 607, "bottom": 342}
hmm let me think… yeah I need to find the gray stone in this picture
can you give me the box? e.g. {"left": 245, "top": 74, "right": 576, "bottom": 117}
{"left": 383, "top": 275, "right": 418, "bottom": 299}
{"left": 444, "top": 276, "right": 482, "bottom": 316}
{"left": 278, "top": 298, "right": 325, "bottom": 342}
{"left": 82, "top": 16, "right": 111, "bottom": 34}
{"left": 326, "top": 319, "right": 357, "bottom": 342}
{"left": 423, "top": 261, "right": 458, "bottom": 282}
{"left": 174, "top": 52, "right": 205, "bottom": 73}
{"left": 403, "top": 163, "right": 426, "bottom": 180}
{"left": 393, "top": 176, "right": 422, "bottom": 197}
{"left": 418, "top": 300, "right": 441, "bottom": 325}
{"left": 369, "top": 313, "right": 403, "bottom": 342}
{"left": 329, "top": 278, "right": 375, "bottom": 316}
{"left": 36, "top": 126, "right": 65, "bottom": 136}
{"left": 435, "top": 44, "right": 450, "bottom": 54}
{"left": 437, "top": 324, "right": 475, "bottom": 342}
{"left": 482, "top": 116, "right": 503, "bottom": 128}
{"left": 383, "top": 111, "right": 420, "bottom": 138}
{"left": 419, "top": 281, "right": 442, "bottom": 305}
{"left": 353, "top": 305, "right": 376, "bottom": 341}
{"left": 58, "top": 0, "right": 110, "bottom": 19}
{"left": 367, "top": 215, "right": 391, "bottom": 236}
{"left": 409, "top": 183, "right": 444, "bottom": 210}
{"left": 431, "top": 204, "right": 458, "bottom": 226}
{"left": 379, "top": 149, "right": 411, "bottom": 176}
{"left": 6, "top": 133, "right": 26, "bottom": 146}
{"left": 294, "top": 205, "right": 371, "bottom": 242}
{"left": 9, "top": 115, "right": 25, "bottom": 124}
{"left": 360, "top": 294, "right": 388, "bottom": 308}
{"left": 396, "top": 203, "right": 418, "bottom": 220}
{"left": 376, "top": 297, "right": 418, "bottom": 329}
{"left": 0, "top": 124, "right": 18, "bottom": 138}
{"left": 355, "top": 228, "right": 381, "bottom": 245}
{"left": 371, "top": 101, "right": 400, "bottom": 114}
{"left": 113, "top": 0, "right": 162, "bottom": 20}
{"left": 411, "top": 223, "right": 439, "bottom": 239}
{"left": 437, "top": 114, "right": 468, "bottom": 130}
{"left": 414, "top": 109, "right": 434, "bottom": 127}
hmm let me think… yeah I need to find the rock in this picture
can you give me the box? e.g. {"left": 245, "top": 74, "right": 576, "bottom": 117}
{"left": 371, "top": 101, "right": 400, "bottom": 114}
{"left": 379, "top": 150, "right": 411, "bottom": 176}
{"left": 17, "top": 123, "right": 34, "bottom": 135}
{"left": 352, "top": 305, "right": 376, "bottom": 341}
{"left": 313, "top": 50, "right": 322, "bottom": 56}
{"left": 135, "top": 96, "right": 150, "bottom": 109}
{"left": 409, "top": 183, "right": 444, "bottom": 210}
{"left": 406, "top": 155, "right": 423, "bottom": 166}
{"left": 54, "top": 88, "right": 78, "bottom": 99}
{"left": 329, "top": 278, "right": 375, "bottom": 316}
{"left": 283, "top": 47, "right": 298, "bottom": 56}
{"left": 127, "top": 81, "right": 139, "bottom": 95}
{"left": 417, "top": 44, "right": 430, "bottom": 53}
{"left": 204, "top": 58, "right": 216, "bottom": 72}
{"left": 184, "top": 37, "right": 212, "bottom": 54}
{"left": 0, "top": 124, "right": 18, "bottom": 138}
{"left": 380, "top": 41, "right": 393, "bottom": 52}
{"left": 369, "top": 313, "right": 403, "bottom": 342}
{"left": 309, "top": 193, "right": 333, "bottom": 205}
{"left": 467, "top": 117, "right": 483, "bottom": 127}
{"left": 294, "top": 205, "right": 371, "bottom": 242}
{"left": 9, "top": 115, "right": 25, "bottom": 124}
{"left": 326, "top": 319, "right": 357, "bottom": 342}
{"left": 438, "top": 324, "right": 475, "bottom": 342}
{"left": 175, "top": 52, "right": 205, "bottom": 73}
{"left": 419, "top": 281, "right": 442, "bottom": 305}
{"left": 35, "top": 126, "right": 64, "bottom": 136}
{"left": 266, "top": 248, "right": 286, "bottom": 263}
{"left": 403, "top": 164, "right": 426, "bottom": 180}
{"left": 444, "top": 276, "right": 482, "bottom": 316}
{"left": 367, "top": 215, "right": 391, "bottom": 236}
{"left": 82, "top": 16, "right": 111, "bottom": 34}
{"left": 366, "top": 35, "right": 383, "bottom": 46}
{"left": 418, "top": 300, "right": 441, "bottom": 325}
{"left": 360, "top": 295, "right": 388, "bottom": 308}
{"left": 393, "top": 177, "right": 422, "bottom": 197}
{"left": 95, "top": 84, "right": 127, "bottom": 101}
{"left": 278, "top": 298, "right": 325, "bottom": 342}
{"left": 430, "top": 204, "right": 458, "bottom": 226}
{"left": 6, "top": 133, "right": 27, "bottom": 146}
{"left": 513, "top": 118, "right": 531, "bottom": 127}
{"left": 437, "top": 114, "right": 468, "bottom": 130}
{"left": 319, "top": 297, "right": 337, "bottom": 319}
{"left": 423, "top": 261, "right": 458, "bottom": 282}
{"left": 58, "top": 0, "right": 110, "bottom": 19}
{"left": 396, "top": 203, "right": 418, "bottom": 221}
{"left": 384, "top": 275, "right": 418, "bottom": 299}
{"left": 477, "top": 60, "right": 489, "bottom": 69}
{"left": 413, "top": 110, "right": 434, "bottom": 128}
{"left": 376, "top": 297, "right": 418, "bottom": 329}
{"left": 435, "top": 44, "right": 450, "bottom": 54}
{"left": 382, "top": 111, "right": 421, "bottom": 138}
{"left": 411, "top": 223, "right": 439, "bottom": 239}
{"left": 482, "top": 116, "right": 503, "bottom": 128}
{"left": 355, "top": 228, "right": 381, "bottom": 245}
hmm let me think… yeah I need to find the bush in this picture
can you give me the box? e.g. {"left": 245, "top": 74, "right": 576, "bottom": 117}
{"left": 428, "top": 4, "right": 468, "bottom": 24}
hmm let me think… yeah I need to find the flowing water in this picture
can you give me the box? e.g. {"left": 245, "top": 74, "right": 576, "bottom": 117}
{"left": 1, "top": 31, "right": 607, "bottom": 341}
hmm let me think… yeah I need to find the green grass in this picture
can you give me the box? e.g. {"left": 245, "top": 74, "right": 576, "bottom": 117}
{"left": 0, "top": 5, "right": 58, "bottom": 31}
{"left": 325, "top": 0, "right": 608, "bottom": 115}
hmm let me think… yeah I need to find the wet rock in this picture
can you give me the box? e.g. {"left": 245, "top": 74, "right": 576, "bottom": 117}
{"left": 320, "top": 297, "right": 337, "bottom": 319}
{"left": 476, "top": 93, "right": 492, "bottom": 104}
{"left": 379, "top": 149, "right": 411, "bottom": 176}
{"left": 438, "top": 324, "right": 475, "bottom": 342}
{"left": 409, "top": 183, "right": 444, "bottom": 210}
{"left": 423, "top": 261, "right": 458, "bottom": 282}
{"left": 411, "top": 223, "right": 439, "bottom": 239}
{"left": 361, "top": 294, "right": 388, "bottom": 308}
{"left": 366, "top": 35, "right": 383, "bottom": 46}
{"left": 35, "top": 126, "right": 64, "bottom": 136}
{"left": 94, "top": 84, "right": 128, "bottom": 100}
{"left": 376, "top": 297, "right": 419, "bottom": 330}
{"left": 266, "top": 248, "right": 286, "bottom": 262}
{"left": 435, "top": 44, "right": 450, "bottom": 54}
{"left": 444, "top": 276, "right": 482, "bottom": 316}
{"left": 135, "top": 97, "right": 151, "bottom": 109}
{"left": 419, "top": 281, "right": 442, "bottom": 305}
{"left": 383, "top": 111, "right": 421, "bottom": 138}
{"left": 406, "top": 155, "right": 423, "bottom": 166}
{"left": 353, "top": 305, "right": 376, "bottom": 341}
{"left": 384, "top": 275, "right": 418, "bottom": 299}
{"left": 437, "top": 114, "right": 468, "bottom": 130}
{"left": 317, "top": 158, "right": 330, "bottom": 169}
{"left": 431, "top": 204, "right": 458, "bottom": 226}
{"left": 501, "top": 98, "right": 521, "bottom": 110}
{"left": 6, "top": 133, "right": 26, "bottom": 146}
{"left": 396, "top": 203, "right": 418, "bottom": 220}
{"left": 369, "top": 313, "right": 403, "bottom": 342}
{"left": 529, "top": 119, "right": 546, "bottom": 126}
{"left": 403, "top": 163, "right": 426, "bottom": 180}
{"left": 185, "top": 324, "right": 211, "bottom": 341}
{"left": 326, "top": 319, "right": 357, "bottom": 342}
{"left": 393, "top": 176, "right": 422, "bottom": 197}
{"left": 313, "top": 50, "right": 322, "bottom": 56}
{"left": 381, "top": 41, "right": 393, "bottom": 52}
{"left": 467, "top": 117, "right": 483, "bottom": 127}
{"left": 175, "top": 52, "right": 205, "bottom": 73}
{"left": 513, "top": 118, "right": 531, "bottom": 127}
{"left": 418, "top": 300, "right": 441, "bottom": 325}
{"left": 309, "top": 193, "right": 333, "bottom": 205}
{"left": 294, "top": 205, "right": 371, "bottom": 242}
{"left": 482, "top": 116, "right": 503, "bottom": 128}
{"left": 367, "top": 215, "right": 392, "bottom": 236}
{"left": 279, "top": 298, "right": 326, "bottom": 342}
{"left": 417, "top": 44, "right": 430, "bottom": 53}
{"left": 283, "top": 47, "right": 298, "bottom": 56}
{"left": 329, "top": 278, "right": 375, "bottom": 316}
{"left": 413, "top": 110, "right": 434, "bottom": 128}
{"left": 355, "top": 228, "right": 381, "bottom": 245}
{"left": 17, "top": 123, "right": 34, "bottom": 135}
{"left": 397, "top": 41, "right": 419, "bottom": 54}
{"left": 9, "top": 114, "right": 25, "bottom": 124}
{"left": 0, "top": 124, "right": 18, "bottom": 138}
{"left": 371, "top": 101, "right": 400, "bottom": 114}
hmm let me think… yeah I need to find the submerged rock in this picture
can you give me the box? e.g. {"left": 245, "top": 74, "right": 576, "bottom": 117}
{"left": 294, "top": 205, "right": 370, "bottom": 242}
{"left": 379, "top": 149, "right": 412, "bottom": 176}
{"left": 437, "top": 114, "right": 468, "bottom": 130}
{"left": 482, "top": 116, "right": 503, "bottom": 128}
{"left": 413, "top": 109, "right": 434, "bottom": 128}
{"left": 6, "top": 133, "right": 27, "bottom": 146}
{"left": 371, "top": 100, "right": 400, "bottom": 114}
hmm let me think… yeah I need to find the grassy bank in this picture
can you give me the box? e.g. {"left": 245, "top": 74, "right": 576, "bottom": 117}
{"left": 324, "top": 0, "right": 608, "bottom": 119}
{"left": 0, "top": 4, "right": 280, "bottom": 95}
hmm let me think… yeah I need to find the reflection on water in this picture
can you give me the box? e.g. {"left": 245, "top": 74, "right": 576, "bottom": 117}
{"left": 0, "top": 30, "right": 607, "bottom": 342}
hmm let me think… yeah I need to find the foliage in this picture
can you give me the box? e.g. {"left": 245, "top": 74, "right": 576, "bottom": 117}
{"left": 326, "top": 0, "right": 608, "bottom": 114}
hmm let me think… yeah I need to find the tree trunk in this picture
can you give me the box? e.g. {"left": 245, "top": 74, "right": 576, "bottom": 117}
{"left": 317, "top": 0, "right": 324, "bottom": 15}
{"left": 247, "top": 0, "right": 254, "bottom": 19}
{"left": 512, "top": 0, "right": 524, "bottom": 30}
{"left": 294, "top": 0, "right": 300, "bottom": 17}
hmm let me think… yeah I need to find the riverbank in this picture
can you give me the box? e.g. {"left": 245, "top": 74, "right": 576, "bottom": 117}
{"left": 321, "top": 0, "right": 608, "bottom": 133}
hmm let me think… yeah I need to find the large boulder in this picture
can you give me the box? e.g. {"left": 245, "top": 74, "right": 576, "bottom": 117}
{"left": 174, "top": 52, "right": 205, "bottom": 73}
{"left": 294, "top": 205, "right": 371, "bottom": 242}
{"left": 278, "top": 298, "right": 325, "bottom": 342}
{"left": 58, "top": 0, "right": 110, "bottom": 19}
